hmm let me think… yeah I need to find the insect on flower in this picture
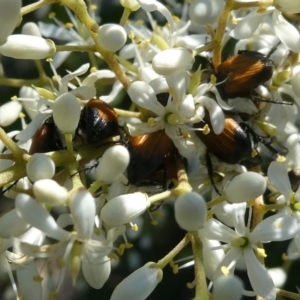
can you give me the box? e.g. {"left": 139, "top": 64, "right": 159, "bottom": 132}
{"left": 215, "top": 50, "right": 274, "bottom": 100}
{"left": 29, "top": 116, "right": 63, "bottom": 154}
{"left": 194, "top": 111, "right": 262, "bottom": 192}
{"left": 79, "top": 98, "right": 119, "bottom": 145}
{"left": 126, "top": 130, "right": 182, "bottom": 189}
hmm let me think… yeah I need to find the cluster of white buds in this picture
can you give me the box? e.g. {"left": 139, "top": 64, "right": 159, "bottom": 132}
{"left": 1, "top": 0, "right": 300, "bottom": 300}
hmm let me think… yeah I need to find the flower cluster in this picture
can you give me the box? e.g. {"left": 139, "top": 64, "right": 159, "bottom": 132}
{"left": 1, "top": 0, "right": 300, "bottom": 299}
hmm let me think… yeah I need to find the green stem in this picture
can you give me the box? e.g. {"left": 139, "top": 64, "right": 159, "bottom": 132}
{"left": 56, "top": 44, "right": 97, "bottom": 52}
{"left": 191, "top": 233, "right": 209, "bottom": 300}
{"left": 212, "top": 0, "right": 234, "bottom": 69}
{"left": 156, "top": 234, "right": 190, "bottom": 269}
{"left": 0, "top": 128, "right": 25, "bottom": 160}
{"left": 21, "top": 0, "right": 59, "bottom": 16}
{"left": 60, "top": 0, "right": 130, "bottom": 90}
{"left": 119, "top": 8, "right": 131, "bottom": 26}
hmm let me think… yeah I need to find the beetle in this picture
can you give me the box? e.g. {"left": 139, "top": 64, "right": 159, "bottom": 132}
{"left": 215, "top": 50, "right": 274, "bottom": 100}
{"left": 126, "top": 130, "right": 180, "bottom": 188}
{"left": 79, "top": 98, "right": 119, "bottom": 145}
{"left": 194, "top": 111, "right": 262, "bottom": 192}
{"left": 29, "top": 116, "right": 63, "bottom": 154}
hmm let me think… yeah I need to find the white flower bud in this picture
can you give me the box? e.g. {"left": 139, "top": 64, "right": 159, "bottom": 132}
{"left": 0, "top": 101, "right": 22, "bottom": 126}
{"left": 111, "top": 262, "right": 163, "bottom": 300}
{"left": 189, "top": 0, "right": 224, "bottom": 26}
{"left": 291, "top": 63, "right": 300, "bottom": 97}
{"left": 120, "top": 0, "right": 140, "bottom": 11}
{"left": 224, "top": 172, "right": 266, "bottom": 203}
{"left": 213, "top": 275, "right": 244, "bottom": 300}
{"left": 96, "top": 145, "right": 130, "bottom": 184}
{"left": 100, "top": 192, "right": 149, "bottom": 226}
{"left": 174, "top": 192, "right": 207, "bottom": 232}
{"left": 22, "top": 22, "right": 42, "bottom": 37}
{"left": 26, "top": 153, "right": 55, "bottom": 182}
{"left": 33, "top": 179, "right": 68, "bottom": 205}
{"left": 274, "top": 0, "right": 300, "bottom": 13}
{"left": 0, "top": 35, "right": 56, "bottom": 59}
{"left": 0, "top": 0, "right": 21, "bottom": 45}
{"left": 52, "top": 93, "right": 81, "bottom": 133}
{"left": 152, "top": 48, "right": 194, "bottom": 76}
{"left": 97, "top": 24, "right": 127, "bottom": 52}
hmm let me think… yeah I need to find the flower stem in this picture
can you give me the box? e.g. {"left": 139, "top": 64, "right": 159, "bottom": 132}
{"left": 156, "top": 234, "right": 190, "bottom": 269}
{"left": 191, "top": 233, "right": 210, "bottom": 300}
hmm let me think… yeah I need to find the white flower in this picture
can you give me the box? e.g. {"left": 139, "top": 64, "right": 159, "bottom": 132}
{"left": 33, "top": 179, "right": 68, "bottom": 205}
{"left": 100, "top": 192, "right": 150, "bottom": 226}
{"left": 26, "top": 153, "right": 55, "bottom": 182}
{"left": 127, "top": 76, "right": 200, "bottom": 158}
{"left": 189, "top": 0, "right": 224, "bottom": 26}
{"left": 97, "top": 24, "right": 127, "bottom": 52}
{"left": 0, "top": 35, "right": 56, "bottom": 59}
{"left": 201, "top": 203, "right": 298, "bottom": 299}
{"left": 111, "top": 262, "right": 163, "bottom": 300}
{"left": 213, "top": 275, "right": 244, "bottom": 300}
{"left": 0, "top": 101, "right": 22, "bottom": 127}
{"left": 274, "top": 0, "right": 300, "bottom": 13}
{"left": 152, "top": 48, "right": 194, "bottom": 76}
{"left": 96, "top": 145, "right": 130, "bottom": 184}
{"left": 224, "top": 172, "right": 267, "bottom": 203}
{"left": 174, "top": 192, "right": 207, "bottom": 232}
{"left": 52, "top": 92, "right": 81, "bottom": 133}
{"left": 0, "top": 0, "right": 21, "bottom": 45}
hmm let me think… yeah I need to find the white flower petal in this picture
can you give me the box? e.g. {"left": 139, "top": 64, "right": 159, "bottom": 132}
{"left": 128, "top": 81, "right": 164, "bottom": 115}
{"left": 202, "top": 218, "right": 238, "bottom": 243}
{"left": 0, "top": 209, "right": 30, "bottom": 238}
{"left": 15, "top": 194, "right": 70, "bottom": 242}
{"left": 267, "top": 161, "right": 291, "bottom": 202}
{"left": 70, "top": 189, "right": 96, "bottom": 240}
{"left": 244, "top": 248, "right": 276, "bottom": 300}
{"left": 17, "top": 261, "right": 42, "bottom": 300}
{"left": 152, "top": 48, "right": 194, "bottom": 76}
{"left": 250, "top": 213, "right": 298, "bottom": 243}
{"left": 230, "top": 12, "right": 264, "bottom": 39}
{"left": 273, "top": 11, "right": 300, "bottom": 52}
{"left": 82, "top": 256, "right": 111, "bottom": 289}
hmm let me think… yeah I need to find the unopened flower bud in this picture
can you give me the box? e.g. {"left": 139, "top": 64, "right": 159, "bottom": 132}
{"left": 189, "top": 0, "right": 224, "bottom": 26}
{"left": 224, "top": 172, "right": 266, "bottom": 203}
{"left": 0, "top": 35, "right": 56, "bottom": 59}
{"left": 33, "top": 179, "right": 68, "bottom": 205}
{"left": 0, "top": 0, "right": 21, "bottom": 45}
{"left": 111, "top": 262, "right": 163, "bottom": 300}
{"left": 26, "top": 153, "right": 55, "bottom": 182}
{"left": 22, "top": 22, "right": 42, "bottom": 37}
{"left": 152, "top": 48, "right": 194, "bottom": 76}
{"left": 0, "top": 101, "right": 22, "bottom": 127}
{"left": 174, "top": 192, "right": 207, "bottom": 232}
{"left": 97, "top": 24, "right": 127, "bottom": 52}
{"left": 96, "top": 145, "right": 130, "bottom": 184}
{"left": 100, "top": 192, "right": 149, "bottom": 226}
{"left": 52, "top": 93, "right": 81, "bottom": 133}
{"left": 213, "top": 275, "right": 244, "bottom": 300}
